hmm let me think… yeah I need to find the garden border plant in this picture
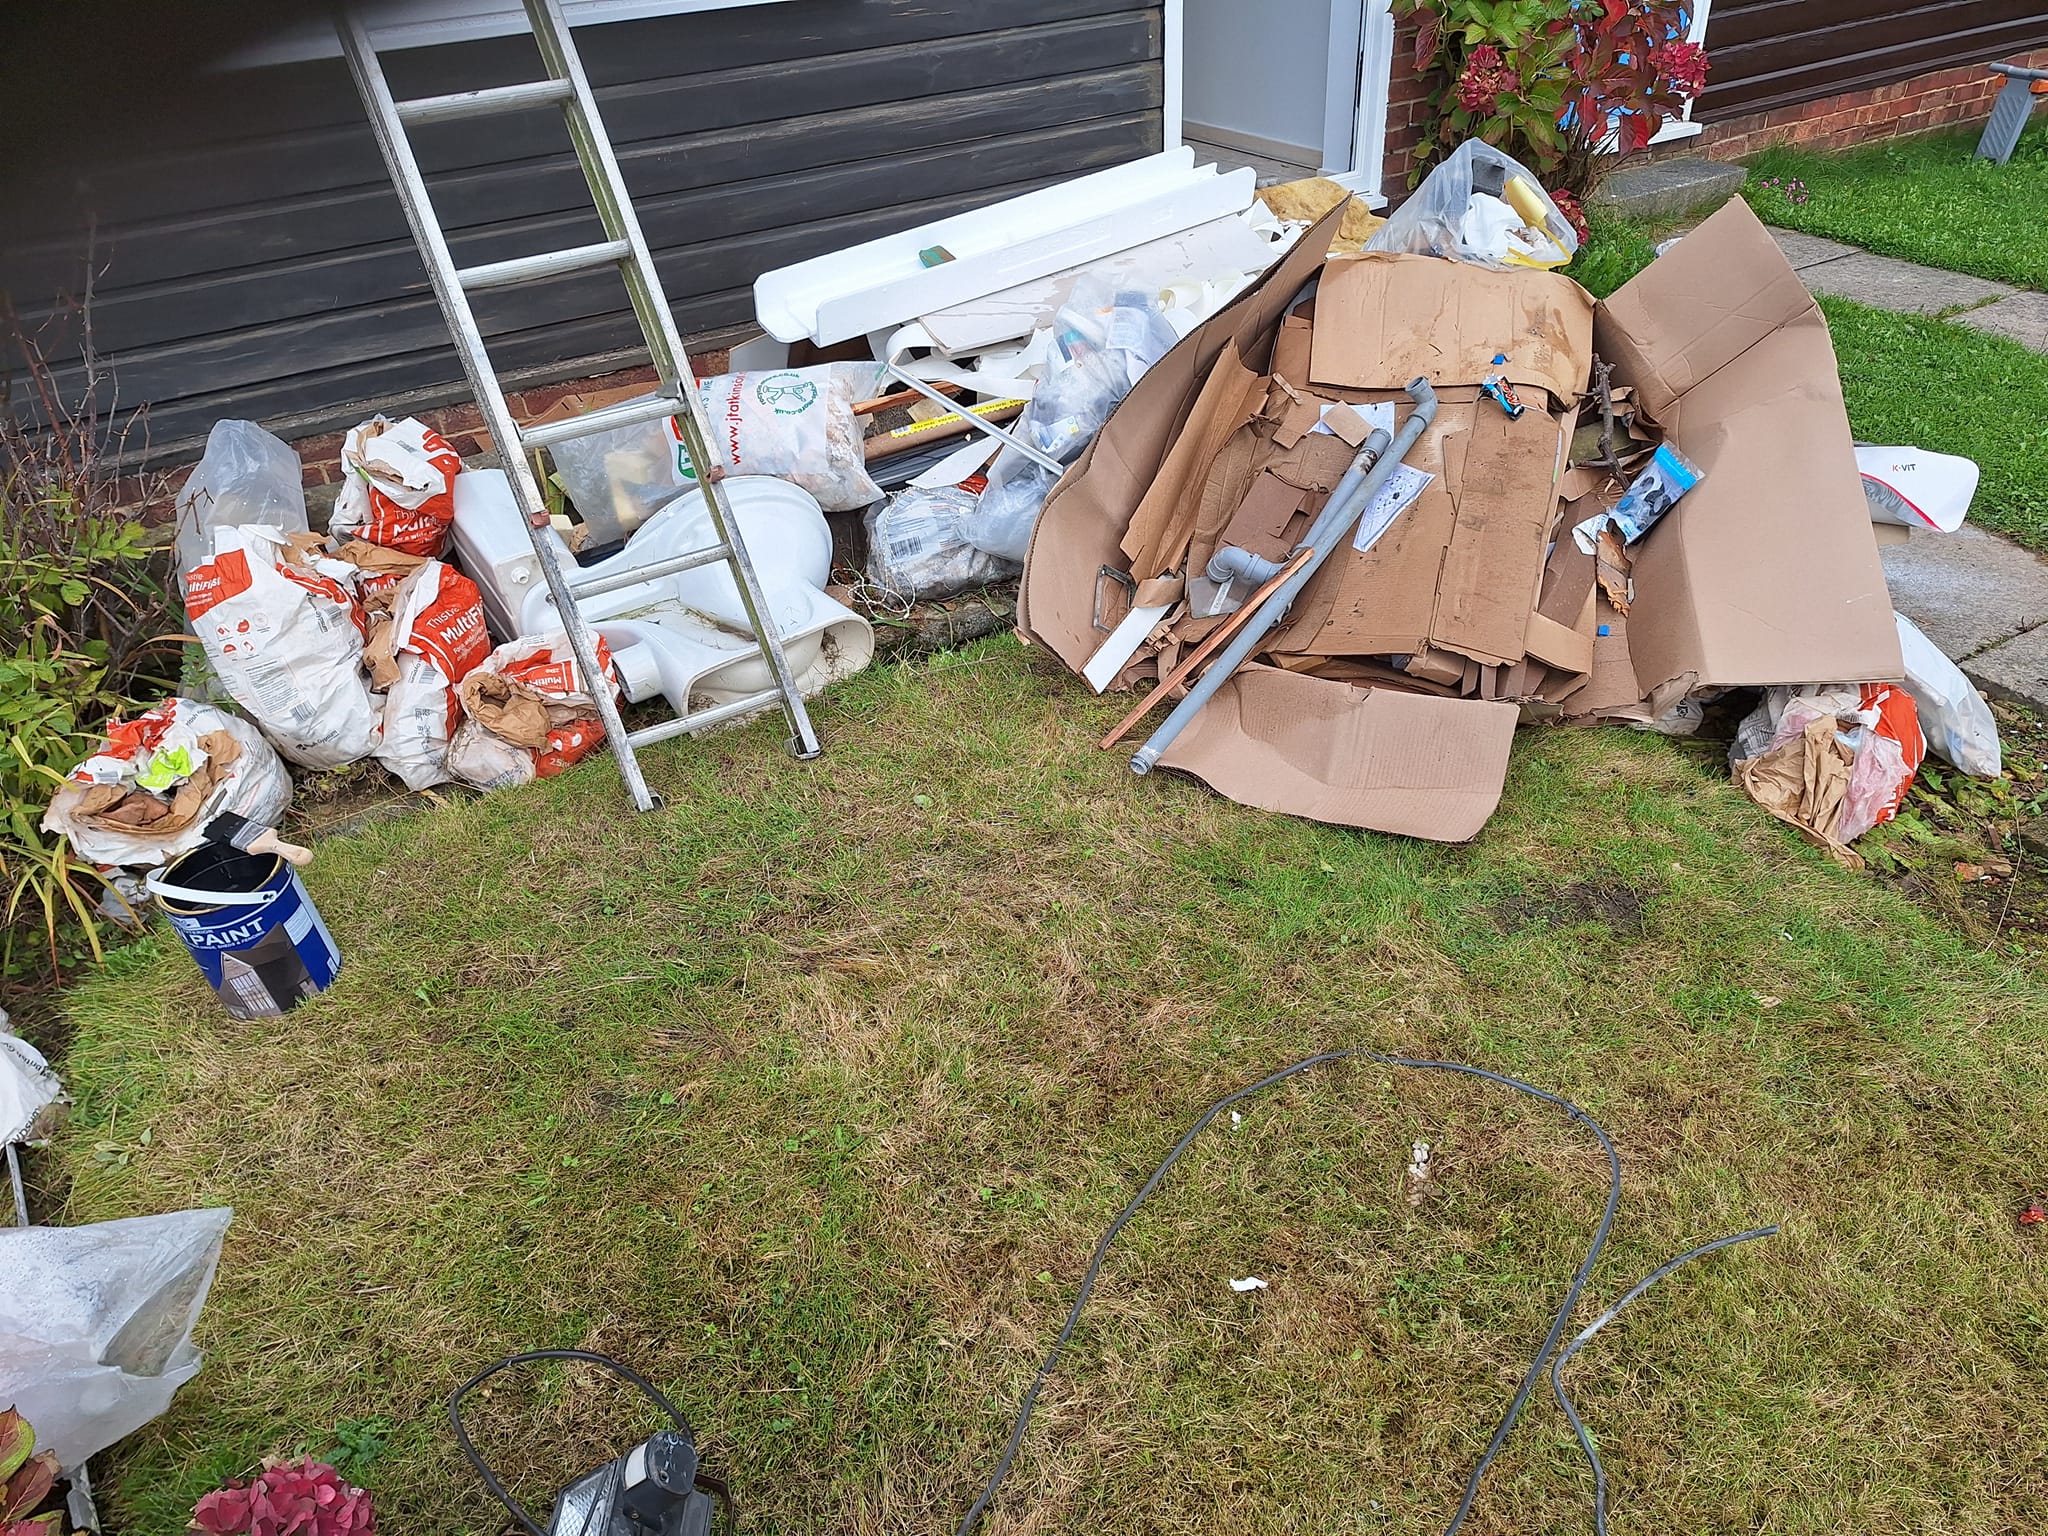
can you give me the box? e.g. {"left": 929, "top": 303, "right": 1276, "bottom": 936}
{"left": 1393, "top": 0, "right": 1709, "bottom": 217}
{"left": 1, "top": 290, "right": 181, "bottom": 980}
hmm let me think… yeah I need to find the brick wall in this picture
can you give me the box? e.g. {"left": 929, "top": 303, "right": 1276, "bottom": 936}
{"left": 1673, "top": 49, "right": 2048, "bottom": 160}
{"left": 1382, "top": 9, "right": 1435, "bottom": 202}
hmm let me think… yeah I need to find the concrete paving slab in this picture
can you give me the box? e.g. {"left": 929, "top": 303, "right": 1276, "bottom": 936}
{"left": 1590, "top": 157, "right": 1747, "bottom": 221}
{"left": 1795, "top": 250, "right": 2015, "bottom": 316}
{"left": 1881, "top": 525, "right": 2048, "bottom": 661}
{"left": 1768, "top": 229, "right": 1860, "bottom": 271}
{"left": 1954, "top": 290, "right": 2048, "bottom": 353}
{"left": 1963, "top": 623, "right": 2048, "bottom": 713}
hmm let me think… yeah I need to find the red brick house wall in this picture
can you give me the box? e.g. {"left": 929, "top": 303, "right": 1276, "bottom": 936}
{"left": 1673, "top": 47, "right": 2048, "bottom": 160}
{"left": 1382, "top": 9, "right": 1435, "bottom": 202}
{"left": 1378, "top": 16, "right": 2047, "bottom": 199}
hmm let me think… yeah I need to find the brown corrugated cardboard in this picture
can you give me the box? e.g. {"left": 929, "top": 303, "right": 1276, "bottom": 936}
{"left": 1219, "top": 471, "right": 1308, "bottom": 561}
{"left": 1274, "top": 403, "right": 1563, "bottom": 665}
{"left": 1594, "top": 198, "right": 1901, "bottom": 695}
{"left": 1018, "top": 202, "right": 1347, "bottom": 667}
{"left": 1121, "top": 342, "right": 1263, "bottom": 580}
{"left": 1154, "top": 665, "right": 1520, "bottom": 840}
{"left": 1021, "top": 194, "right": 1902, "bottom": 843}
{"left": 1309, "top": 253, "right": 1593, "bottom": 403}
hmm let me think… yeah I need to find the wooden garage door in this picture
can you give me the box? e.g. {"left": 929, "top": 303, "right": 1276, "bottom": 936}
{"left": 1697, "top": 0, "right": 2048, "bottom": 121}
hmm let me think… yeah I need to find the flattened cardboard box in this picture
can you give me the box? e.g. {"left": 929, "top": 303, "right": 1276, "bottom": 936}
{"left": 1309, "top": 253, "right": 1593, "bottom": 404}
{"left": 1592, "top": 197, "right": 1901, "bottom": 700}
{"left": 1020, "top": 197, "right": 1899, "bottom": 841}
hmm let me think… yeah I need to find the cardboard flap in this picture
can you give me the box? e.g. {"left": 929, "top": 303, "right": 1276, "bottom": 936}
{"left": 1430, "top": 407, "right": 1565, "bottom": 665}
{"left": 1121, "top": 342, "right": 1262, "bottom": 578}
{"left": 1156, "top": 666, "right": 1519, "bottom": 841}
{"left": 1219, "top": 470, "right": 1308, "bottom": 559}
{"left": 1308, "top": 253, "right": 1593, "bottom": 403}
{"left": 1595, "top": 201, "right": 1902, "bottom": 692}
{"left": 1595, "top": 199, "right": 1816, "bottom": 420}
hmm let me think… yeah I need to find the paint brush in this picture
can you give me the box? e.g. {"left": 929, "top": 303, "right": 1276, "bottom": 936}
{"left": 202, "top": 811, "right": 314, "bottom": 869}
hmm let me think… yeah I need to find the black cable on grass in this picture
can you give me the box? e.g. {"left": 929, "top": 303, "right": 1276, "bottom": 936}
{"left": 450, "top": 1349, "right": 709, "bottom": 1536}
{"left": 956, "top": 1053, "right": 1776, "bottom": 1535}
{"left": 954, "top": 1049, "right": 1637, "bottom": 1536}
{"left": 1549, "top": 1224, "right": 1781, "bottom": 1536}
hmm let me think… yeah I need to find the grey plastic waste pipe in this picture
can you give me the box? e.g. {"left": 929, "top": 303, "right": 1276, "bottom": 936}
{"left": 1205, "top": 427, "right": 1390, "bottom": 588}
{"left": 1131, "top": 375, "right": 1438, "bottom": 776}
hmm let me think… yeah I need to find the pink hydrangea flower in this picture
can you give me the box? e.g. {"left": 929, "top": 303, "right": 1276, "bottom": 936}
{"left": 189, "top": 1460, "right": 374, "bottom": 1536}
{"left": 1456, "top": 45, "right": 1523, "bottom": 114}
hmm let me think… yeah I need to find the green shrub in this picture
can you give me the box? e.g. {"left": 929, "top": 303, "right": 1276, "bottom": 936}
{"left": 1, "top": 307, "right": 177, "bottom": 978}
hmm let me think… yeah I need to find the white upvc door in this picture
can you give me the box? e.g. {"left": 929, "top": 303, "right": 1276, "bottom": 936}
{"left": 1169, "top": 0, "right": 1395, "bottom": 207}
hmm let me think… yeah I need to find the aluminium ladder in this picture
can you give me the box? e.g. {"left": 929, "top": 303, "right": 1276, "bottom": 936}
{"left": 336, "top": 0, "right": 823, "bottom": 813}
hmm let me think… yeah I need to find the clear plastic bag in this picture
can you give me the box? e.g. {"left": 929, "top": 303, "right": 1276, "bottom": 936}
{"left": 966, "top": 280, "right": 1177, "bottom": 563}
{"left": 1364, "top": 141, "right": 1577, "bottom": 270}
{"left": 0, "top": 1207, "right": 232, "bottom": 1467}
{"left": 550, "top": 363, "right": 887, "bottom": 543}
{"left": 1894, "top": 611, "right": 2001, "bottom": 777}
{"left": 864, "top": 486, "right": 1018, "bottom": 603}
{"left": 173, "top": 421, "right": 307, "bottom": 595}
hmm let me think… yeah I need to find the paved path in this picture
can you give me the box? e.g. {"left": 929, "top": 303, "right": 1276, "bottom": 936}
{"left": 1764, "top": 227, "right": 2048, "bottom": 714}
{"left": 1772, "top": 229, "right": 2048, "bottom": 352}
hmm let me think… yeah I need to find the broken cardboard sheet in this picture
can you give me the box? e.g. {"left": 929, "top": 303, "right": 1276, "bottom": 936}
{"left": 1308, "top": 253, "right": 1594, "bottom": 403}
{"left": 1279, "top": 403, "right": 1564, "bottom": 664}
{"left": 1591, "top": 197, "right": 1900, "bottom": 696}
{"left": 1120, "top": 342, "right": 1264, "bottom": 580}
{"left": 1154, "top": 665, "right": 1519, "bottom": 840}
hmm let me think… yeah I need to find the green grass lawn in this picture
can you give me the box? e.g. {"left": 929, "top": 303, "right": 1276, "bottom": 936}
{"left": 1819, "top": 297, "right": 2048, "bottom": 549}
{"left": 45, "top": 644, "right": 2048, "bottom": 1535}
{"left": 1571, "top": 203, "right": 2048, "bottom": 552}
{"left": 1745, "top": 125, "right": 2048, "bottom": 290}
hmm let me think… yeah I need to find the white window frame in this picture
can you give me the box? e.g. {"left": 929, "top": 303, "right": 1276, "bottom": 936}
{"left": 1644, "top": 0, "right": 1713, "bottom": 146}
{"left": 226, "top": 0, "right": 796, "bottom": 69}
{"left": 1332, "top": 0, "right": 1396, "bottom": 205}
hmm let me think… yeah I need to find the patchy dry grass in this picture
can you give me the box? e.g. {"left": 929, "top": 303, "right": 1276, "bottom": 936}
{"left": 43, "top": 640, "right": 2048, "bottom": 1535}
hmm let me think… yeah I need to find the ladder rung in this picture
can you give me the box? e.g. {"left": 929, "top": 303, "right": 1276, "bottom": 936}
{"left": 457, "top": 239, "right": 631, "bottom": 292}
{"left": 394, "top": 78, "right": 574, "bottom": 126}
{"left": 628, "top": 690, "right": 785, "bottom": 748}
{"left": 519, "top": 392, "right": 686, "bottom": 451}
{"left": 569, "top": 544, "right": 732, "bottom": 598}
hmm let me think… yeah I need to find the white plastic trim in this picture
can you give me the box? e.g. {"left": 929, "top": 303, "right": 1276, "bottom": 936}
{"left": 753, "top": 148, "right": 1257, "bottom": 345}
{"left": 1346, "top": 0, "right": 1396, "bottom": 204}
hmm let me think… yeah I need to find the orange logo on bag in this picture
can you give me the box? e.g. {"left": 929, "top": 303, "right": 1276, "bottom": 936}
{"left": 276, "top": 564, "right": 368, "bottom": 640}
{"left": 406, "top": 569, "right": 490, "bottom": 683}
{"left": 184, "top": 548, "right": 254, "bottom": 620}
{"left": 504, "top": 636, "right": 611, "bottom": 698}
{"left": 359, "top": 426, "right": 463, "bottom": 556}
{"left": 535, "top": 717, "right": 606, "bottom": 777}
